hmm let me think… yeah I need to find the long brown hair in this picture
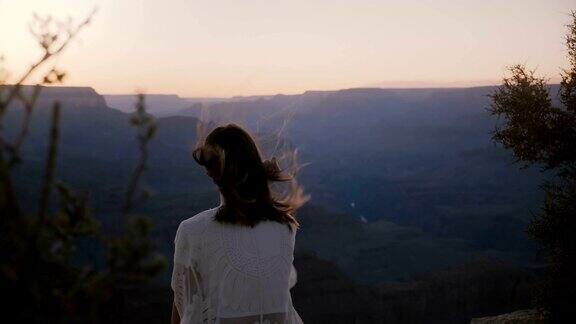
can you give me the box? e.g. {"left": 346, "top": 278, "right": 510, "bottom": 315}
{"left": 192, "top": 124, "right": 306, "bottom": 230}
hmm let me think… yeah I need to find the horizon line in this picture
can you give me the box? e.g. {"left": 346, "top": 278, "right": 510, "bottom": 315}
{"left": 101, "top": 80, "right": 508, "bottom": 98}
{"left": 9, "top": 81, "right": 564, "bottom": 99}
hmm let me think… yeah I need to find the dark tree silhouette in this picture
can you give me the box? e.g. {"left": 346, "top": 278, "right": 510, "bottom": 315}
{"left": 0, "top": 11, "right": 166, "bottom": 323}
{"left": 489, "top": 11, "right": 576, "bottom": 322}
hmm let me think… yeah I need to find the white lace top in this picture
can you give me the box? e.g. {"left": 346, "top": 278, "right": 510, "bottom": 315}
{"left": 171, "top": 206, "right": 303, "bottom": 324}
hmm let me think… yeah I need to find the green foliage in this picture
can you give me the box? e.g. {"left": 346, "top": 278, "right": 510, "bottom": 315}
{"left": 490, "top": 65, "right": 576, "bottom": 175}
{"left": 108, "top": 215, "right": 167, "bottom": 281}
{"left": 0, "top": 11, "right": 166, "bottom": 323}
{"left": 489, "top": 11, "right": 576, "bottom": 322}
{"left": 123, "top": 93, "right": 157, "bottom": 215}
{"left": 561, "top": 12, "right": 576, "bottom": 113}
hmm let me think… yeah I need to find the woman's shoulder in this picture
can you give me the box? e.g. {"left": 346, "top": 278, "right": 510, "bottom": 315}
{"left": 176, "top": 206, "right": 219, "bottom": 237}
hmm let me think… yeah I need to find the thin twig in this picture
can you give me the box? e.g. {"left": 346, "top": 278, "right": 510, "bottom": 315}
{"left": 122, "top": 139, "right": 148, "bottom": 216}
{"left": 38, "top": 102, "right": 60, "bottom": 221}
{"left": 122, "top": 94, "right": 155, "bottom": 216}
{"left": 0, "top": 8, "right": 96, "bottom": 117}
{"left": 8, "top": 85, "right": 42, "bottom": 167}
{"left": 0, "top": 148, "right": 21, "bottom": 218}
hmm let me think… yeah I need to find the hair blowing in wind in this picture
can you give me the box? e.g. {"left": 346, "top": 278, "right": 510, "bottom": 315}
{"left": 192, "top": 124, "right": 308, "bottom": 230}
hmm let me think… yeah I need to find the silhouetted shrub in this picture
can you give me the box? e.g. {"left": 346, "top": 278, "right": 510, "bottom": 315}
{"left": 489, "top": 11, "right": 576, "bottom": 322}
{"left": 0, "top": 11, "right": 166, "bottom": 323}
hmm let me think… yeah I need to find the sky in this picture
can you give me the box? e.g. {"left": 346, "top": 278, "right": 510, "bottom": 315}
{"left": 0, "top": 0, "right": 574, "bottom": 97}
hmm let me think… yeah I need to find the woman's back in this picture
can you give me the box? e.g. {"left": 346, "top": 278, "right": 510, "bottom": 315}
{"left": 172, "top": 206, "right": 303, "bottom": 324}
{"left": 172, "top": 124, "right": 306, "bottom": 323}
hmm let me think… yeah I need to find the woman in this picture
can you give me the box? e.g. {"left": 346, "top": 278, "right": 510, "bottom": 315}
{"left": 171, "top": 124, "right": 307, "bottom": 324}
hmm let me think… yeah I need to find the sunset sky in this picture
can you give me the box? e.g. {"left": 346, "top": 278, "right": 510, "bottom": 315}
{"left": 0, "top": 0, "right": 574, "bottom": 97}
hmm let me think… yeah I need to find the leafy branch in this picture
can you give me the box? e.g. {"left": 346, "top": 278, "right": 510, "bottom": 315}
{"left": 122, "top": 94, "right": 157, "bottom": 216}
{"left": 0, "top": 10, "right": 166, "bottom": 322}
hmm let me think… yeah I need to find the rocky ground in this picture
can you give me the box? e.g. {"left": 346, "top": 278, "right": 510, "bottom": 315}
{"left": 471, "top": 309, "right": 544, "bottom": 324}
